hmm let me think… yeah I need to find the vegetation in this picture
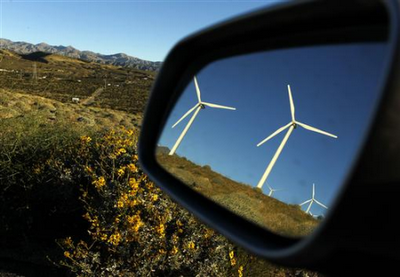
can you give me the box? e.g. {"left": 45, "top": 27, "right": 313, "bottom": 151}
{"left": 0, "top": 115, "right": 317, "bottom": 276}
{"left": 0, "top": 50, "right": 320, "bottom": 276}
{"left": 156, "top": 150, "right": 318, "bottom": 238}
{"left": 0, "top": 49, "right": 155, "bottom": 114}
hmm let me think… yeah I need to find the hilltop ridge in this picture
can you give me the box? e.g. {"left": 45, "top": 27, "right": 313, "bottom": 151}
{"left": 0, "top": 38, "right": 162, "bottom": 71}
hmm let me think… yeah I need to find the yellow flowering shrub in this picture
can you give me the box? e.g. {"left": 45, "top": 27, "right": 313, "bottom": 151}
{"left": 1, "top": 121, "right": 316, "bottom": 276}
{"left": 57, "top": 127, "right": 234, "bottom": 276}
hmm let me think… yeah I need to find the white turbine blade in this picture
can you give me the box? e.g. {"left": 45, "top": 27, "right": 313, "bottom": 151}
{"left": 300, "top": 199, "right": 312, "bottom": 206}
{"left": 257, "top": 122, "right": 292, "bottom": 147}
{"left": 172, "top": 104, "right": 199, "bottom": 128}
{"left": 288, "top": 85, "right": 295, "bottom": 121}
{"left": 315, "top": 199, "right": 328, "bottom": 209}
{"left": 312, "top": 183, "right": 315, "bottom": 199}
{"left": 202, "top": 102, "right": 236, "bottom": 110}
{"left": 296, "top": 121, "right": 338, "bottom": 139}
{"left": 193, "top": 76, "right": 201, "bottom": 103}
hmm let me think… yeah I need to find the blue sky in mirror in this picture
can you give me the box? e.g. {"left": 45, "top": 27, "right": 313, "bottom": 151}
{"left": 158, "top": 43, "right": 388, "bottom": 215}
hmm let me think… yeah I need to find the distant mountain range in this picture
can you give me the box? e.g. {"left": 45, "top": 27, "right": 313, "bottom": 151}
{"left": 0, "top": 39, "right": 162, "bottom": 71}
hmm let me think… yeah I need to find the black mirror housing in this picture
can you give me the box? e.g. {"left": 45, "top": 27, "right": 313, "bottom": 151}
{"left": 139, "top": 1, "right": 400, "bottom": 274}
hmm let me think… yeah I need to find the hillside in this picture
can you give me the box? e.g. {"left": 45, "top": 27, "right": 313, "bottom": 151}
{"left": 0, "top": 89, "right": 141, "bottom": 130}
{"left": 0, "top": 49, "right": 154, "bottom": 114}
{"left": 0, "top": 39, "right": 162, "bottom": 71}
{"left": 156, "top": 149, "right": 319, "bottom": 238}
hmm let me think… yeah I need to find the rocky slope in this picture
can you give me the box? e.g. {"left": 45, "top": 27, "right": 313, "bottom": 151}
{"left": 0, "top": 39, "right": 161, "bottom": 71}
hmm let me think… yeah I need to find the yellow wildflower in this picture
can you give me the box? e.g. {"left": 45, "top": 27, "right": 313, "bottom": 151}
{"left": 132, "top": 154, "right": 139, "bottom": 161}
{"left": 238, "top": 265, "right": 244, "bottom": 277}
{"left": 128, "top": 199, "right": 138, "bottom": 207}
{"left": 230, "top": 251, "right": 237, "bottom": 266}
{"left": 100, "top": 234, "right": 108, "bottom": 241}
{"left": 64, "top": 237, "right": 73, "bottom": 247}
{"left": 152, "top": 194, "right": 158, "bottom": 202}
{"left": 188, "top": 241, "right": 195, "bottom": 249}
{"left": 80, "top": 136, "right": 92, "bottom": 143}
{"left": 117, "top": 200, "right": 124, "bottom": 209}
{"left": 129, "top": 178, "right": 139, "bottom": 189}
{"left": 231, "top": 258, "right": 237, "bottom": 266}
{"left": 146, "top": 182, "right": 154, "bottom": 190}
{"left": 108, "top": 232, "right": 122, "bottom": 246}
{"left": 156, "top": 223, "right": 165, "bottom": 238}
{"left": 126, "top": 129, "right": 134, "bottom": 136}
{"left": 115, "top": 148, "right": 126, "bottom": 156}
{"left": 64, "top": 251, "right": 71, "bottom": 258}
{"left": 128, "top": 215, "right": 143, "bottom": 233}
{"left": 117, "top": 167, "right": 125, "bottom": 178}
{"left": 159, "top": 249, "right": 166, "bottom": 254}
{"left": 127, "top": 163, "right": 138, "bottom": 173}
{"left": 127, "top": 216, "right": 134, "bottom": 224}
{"left": 170, "top": 246, "right": 178, "bottom": 255}
{"left": 92, "top": 176, "right": 106, "bottom": 189}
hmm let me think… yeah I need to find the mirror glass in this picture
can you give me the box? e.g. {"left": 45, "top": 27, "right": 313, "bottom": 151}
{"left": 157, "top": 42, "right": 388, "bottom": 238}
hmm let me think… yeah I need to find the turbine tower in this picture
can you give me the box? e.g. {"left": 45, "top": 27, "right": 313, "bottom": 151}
{"left": 300, "top": 183, "right": 328, "bottom": 214}
{"left": 266, "top": 183, "right": 282, "bottom": 197}
{"left": 256, "top": 85, "right": 337, "bottom": 189}
{"left": 169, "top": 76, "right": 236, "bottom": 156}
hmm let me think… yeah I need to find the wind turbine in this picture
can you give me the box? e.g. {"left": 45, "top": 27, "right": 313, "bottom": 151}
{"left": 300, "top": 183, "right": 328, "bottom": 214}
{"left": 169, "top": 76, "right": 236, "bottom": 156}
{"left": 266, "top": 183, "right": 283, "bottom": 197}
{"left": 256, "top": 85, "right": 337, "bottom": 189}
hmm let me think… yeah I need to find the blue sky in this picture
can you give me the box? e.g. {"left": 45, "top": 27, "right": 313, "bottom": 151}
{"left": 0, "top": 0, "right": 279, "bottom": 61}
{"left": 159, "top": 42, "right": 389, "bottom": 215}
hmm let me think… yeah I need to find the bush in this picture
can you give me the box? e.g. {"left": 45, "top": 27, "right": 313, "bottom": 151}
{"left": 57, "top": 127, "right": 237, "bottom": 276}
{"left": 0, "top": 119, "right": 320, "bottom": 276}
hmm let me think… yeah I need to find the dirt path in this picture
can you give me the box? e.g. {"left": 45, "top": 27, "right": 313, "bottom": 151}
{"left": 82, "top": 87, "right": 104, "bottom": 105}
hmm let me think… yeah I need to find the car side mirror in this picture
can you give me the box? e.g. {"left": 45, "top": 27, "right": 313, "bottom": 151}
{"left": 139, "top": 1, "right": 400, "bottom": 274}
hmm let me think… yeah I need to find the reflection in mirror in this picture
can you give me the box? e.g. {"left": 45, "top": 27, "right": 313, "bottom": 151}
{"left": 157, "top": 42, "right": 387, "bottom": 238}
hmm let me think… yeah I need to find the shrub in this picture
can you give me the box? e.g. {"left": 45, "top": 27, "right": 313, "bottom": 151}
{"left": 0, "top": 118, "right": 319, "bottom": 276}
{"left": 57, "top": 127, "right": 235, "bottom": 276}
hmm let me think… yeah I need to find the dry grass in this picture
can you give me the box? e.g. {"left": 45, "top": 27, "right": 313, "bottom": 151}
{"left": 0, "top": 49, "right": 155, "bottom": 114}
{"left": 0, "top": 89, "right": 142, "bottom": 130}
{"left": 156, "top": 151, "right": 318, "bottom": 238}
